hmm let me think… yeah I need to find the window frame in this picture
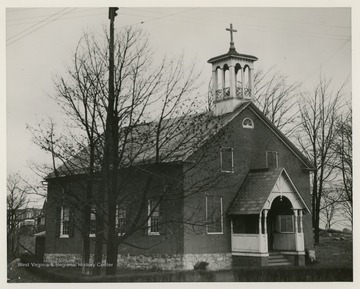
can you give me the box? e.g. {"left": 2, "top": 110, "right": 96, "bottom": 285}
{"left": 60, "top": 206, "right": 70, "bottom": 238}
{"left": 147, "top": 200, "right": 160, "bottom": 236}
{"left": 116, "top": 204, "right": 127, "bottom": 237}
{"left": 220, "top": 147, "right": 234, "bottom": 173}
{"left": 206, "top": 196, "right": 224, "bottom": 235}
{"left": 40, "top": 216, "right": 45, "bottom": 226}
{"left": 242, "top": 118, "right": 254, "bottom": 129}
{"left": 26, "top": 211, "right": 33, "bottom": 219}
{"left": 266, "top": 151, "right": 279, "bottom": 168}
{"left": 89, "top": 205, "right": 96, "bottom": 237}
{"left": 276, "top": 215, "right": 294, "bottom": 233}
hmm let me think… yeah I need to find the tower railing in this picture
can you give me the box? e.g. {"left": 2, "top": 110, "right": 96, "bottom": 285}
{"left": 208, "top": 79, "right": 252, "bottom": 111}
{"left": 214, "top": 81, "right": 251, "bottom": 101}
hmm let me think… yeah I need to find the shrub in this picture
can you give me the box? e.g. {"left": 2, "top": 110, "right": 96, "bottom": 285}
{"left": 193, "top": 261, "right": 209, "bottom": 270}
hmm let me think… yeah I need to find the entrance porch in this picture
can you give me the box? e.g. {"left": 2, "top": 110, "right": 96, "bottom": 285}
{"left": 228, "top": 168, "right": 310, "bottom": 266}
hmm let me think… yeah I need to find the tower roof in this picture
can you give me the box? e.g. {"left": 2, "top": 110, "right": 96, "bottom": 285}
{"left": 207, "top": 48, "right": 258, "bottom": 64}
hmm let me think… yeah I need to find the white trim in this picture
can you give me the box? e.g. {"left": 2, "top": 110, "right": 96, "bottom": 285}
{"left": 232, "top": 233, "right": 259, "bottom": 237}
{"left": 59, "top": 206, "right": 70, "bottom": 238}
{"left": 280, "top": 169, "right": 311, "bottom": 213}
{"left": 281, "top": 251, "right": 305, "bottom": 256}
{"left": 263, "top": 168, "right": 311, "bottom": 213}
{"left": 220, "top": 147, "right": 234, "bottom": 173}
{"left": 232, "top": 252, "right": 269, "bottom": 257}
{"left": 147, "top": 200, "right": 160, "bottom": 235}
{"left": 242, "top": 117, "right": 254, "bottom": 129}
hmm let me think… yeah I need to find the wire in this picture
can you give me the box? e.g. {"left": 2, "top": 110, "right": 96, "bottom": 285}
{"left": 120, "top": 8, "right": 350, "bottom": 41}
{"left": 7, "top": 8, "right": 71, "bottom": 41}
{"left": 140, "top": 7, "right": 198, "bottom": 23}
{"left": 7, "top": 8, "right": 105, "bottom": 23}
{"left": 7, "top": 12, "right": 106, "bottom": 27}
{"left": 7, "top": 8, "right": 77, "bottom": 46}
{"left": 210, "top": 8, "right": 351, "bottom": 29}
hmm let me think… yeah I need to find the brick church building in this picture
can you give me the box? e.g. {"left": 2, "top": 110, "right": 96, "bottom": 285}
{"left": 43, "top": 24, "right": 314, "bottom": 270}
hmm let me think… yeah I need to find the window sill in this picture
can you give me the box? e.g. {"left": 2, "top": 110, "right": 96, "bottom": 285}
{"left": 206, "top": 232, "right": 224, "bottom": 235}
{"left": 148, "top": 232, "right": 160, "bottom": 236}
{"left": 221, "top": 170, "right": 234, "bottom": 173}
{"left": 89, "top": 234, "right": 96, "bottom": 237}
{"left": 59, "top": 235, "right": 69, "bottom": 238}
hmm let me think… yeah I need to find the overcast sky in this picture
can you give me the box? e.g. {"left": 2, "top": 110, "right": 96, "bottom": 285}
{"left": 3, "top": 2, "right": 356, "bottom": 208}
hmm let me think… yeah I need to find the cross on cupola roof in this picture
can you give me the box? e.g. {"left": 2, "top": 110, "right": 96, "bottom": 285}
{"left": 226, "top": 23, "right": 237, "bottom": 50}
{"left": 207, "top": 23, "right": 259, "bottom": 116}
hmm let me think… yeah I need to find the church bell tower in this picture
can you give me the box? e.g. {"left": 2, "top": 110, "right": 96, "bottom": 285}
{"left": 208, "top": 24, "right": 258, "bottom": 116}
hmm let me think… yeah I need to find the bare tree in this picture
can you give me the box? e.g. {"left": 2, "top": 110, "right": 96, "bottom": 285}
{"left": 7, "top": 173, "right": 30, "bottom": 261}
{"left": 29, "top": 26, "right": 224, "bottom": 276}
{"left": 253, "top": 67, "right": 300, "bottom": 135}
{"left": 332, "top": 107, "right": 352, "bottom": 226}
{"left": 296, "top": 76, "right": 346, "bottom": 244}
{"left": 320, "top": 188, "right": 342, "bottom": 231}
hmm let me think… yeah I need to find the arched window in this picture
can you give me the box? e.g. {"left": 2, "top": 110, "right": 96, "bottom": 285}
{"left": 242, "top": 118, "right": 254, "bottom": 129}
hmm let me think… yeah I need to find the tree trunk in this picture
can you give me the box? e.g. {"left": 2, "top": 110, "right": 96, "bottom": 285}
{"left": 314, "top": 212, "right": 320, "bottom": 244}
{"left": 311, "top": 175, "right": 318, "bottom": 243}
{"left": 106, "top": 200, "right": 118, "bottom": 275}
{"left": 93, "top": 197, "right": 104, "bottom": 276}
{"left": 82, "top": 203, "right": 91, "bottom": 275}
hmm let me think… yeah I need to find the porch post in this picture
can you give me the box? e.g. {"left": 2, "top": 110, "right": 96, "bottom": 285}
{"left": 258, "top": 212, "right": 262, "bottom": 234}
{"left": 299, "top": 210, "right": 303, "bottom": 233}
{"left": 263, "top": 210, "right": 268, "bottom": 234}
{"left": 294, "top": 210, "right": 298, "bottom": 251}
{"left": 263, "top": 209, "right": 268, "bottom": 253}
{"left": 259, "top": 212, "right": 263, "bottom": 252}
{"left": 294, "top": 210, "right": 298, "bottom": 232}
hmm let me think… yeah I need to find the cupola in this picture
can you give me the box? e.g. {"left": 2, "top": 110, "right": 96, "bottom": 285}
{"left": 208, "top": 24, "right": 258, "bottom": 116}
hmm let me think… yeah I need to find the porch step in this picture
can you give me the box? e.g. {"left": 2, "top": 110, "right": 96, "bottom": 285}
{"left": 268, "top": 252, "right": 292, "bottom": 266}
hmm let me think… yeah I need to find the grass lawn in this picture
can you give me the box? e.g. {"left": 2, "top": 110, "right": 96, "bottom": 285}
{"left": 312, "top": 230, "right": 352, "bottom": 268}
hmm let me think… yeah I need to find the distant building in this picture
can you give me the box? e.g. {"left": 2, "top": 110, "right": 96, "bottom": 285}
{"left": 9, "top": 207, "right": 43, "bottom": 255}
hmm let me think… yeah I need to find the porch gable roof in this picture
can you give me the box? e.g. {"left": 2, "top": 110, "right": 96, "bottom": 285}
{"left": 228, "top": 167, "right": 309, "bottom": 215}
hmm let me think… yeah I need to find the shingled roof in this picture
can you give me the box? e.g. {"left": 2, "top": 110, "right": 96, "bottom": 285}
{"left": 46, "top": 101, "right": 313, "bottom": 179}
{"left": 46, "top": 102, "right": 251, "bottom": 179}
{"left": 207, "top": 48, "right": 258, "bottom": 64}
{"left": 228, "top": 168, "right": 284, "bottom": 215}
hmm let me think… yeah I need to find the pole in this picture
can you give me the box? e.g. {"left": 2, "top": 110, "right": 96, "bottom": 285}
{"left": 105, "top": 7, "right": 119, "bottom": 276}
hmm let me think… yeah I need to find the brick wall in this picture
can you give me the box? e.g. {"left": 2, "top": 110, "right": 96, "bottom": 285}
{"left": 183, "top": 107, "right": 314, "bottom": 255}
